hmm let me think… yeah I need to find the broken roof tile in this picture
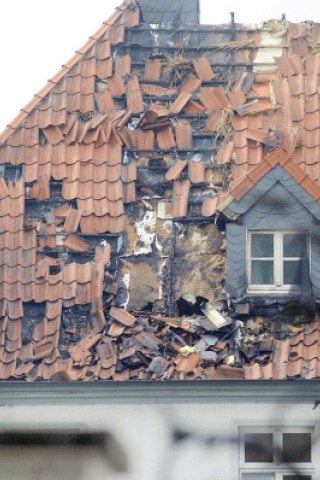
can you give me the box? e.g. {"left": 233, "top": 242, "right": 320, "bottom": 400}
{"left": 179, "top": 74, "right": 202, "bottom": 94}
{"left": 165, "top": 159, "right": 188, "bottom": 181}
{"left": 201, "top": 196, "right": 217, "bottom": 217}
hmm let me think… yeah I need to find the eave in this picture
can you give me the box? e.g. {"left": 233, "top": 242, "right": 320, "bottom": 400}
{"left": 1, "top": 380, "right": 320, "bottom": 405}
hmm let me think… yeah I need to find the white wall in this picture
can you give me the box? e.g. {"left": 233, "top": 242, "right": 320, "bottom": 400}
{"left": 0, "top": 402, "right": 319, "bottom": 480}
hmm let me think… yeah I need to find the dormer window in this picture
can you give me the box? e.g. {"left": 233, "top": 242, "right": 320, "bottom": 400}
{"left": 247, "top": 230, "right": 309, "bottom": 294}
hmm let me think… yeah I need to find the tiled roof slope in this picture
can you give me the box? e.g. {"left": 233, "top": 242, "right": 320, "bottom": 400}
{"left": 230, "top": 146, "right": 320, "bottom": 202}
{"left": 1, "top": 2, "right": 320, "bottom": 380}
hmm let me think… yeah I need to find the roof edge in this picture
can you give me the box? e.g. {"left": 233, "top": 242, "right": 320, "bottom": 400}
{"left": 230, "top": 147, "right": 320, "bottom": 204}
{"left": 0, "top": 380, "right": 320, "bottom": 405}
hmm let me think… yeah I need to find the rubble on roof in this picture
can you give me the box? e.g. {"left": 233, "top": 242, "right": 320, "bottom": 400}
{"left": 1, "top": 0, "right": 320, "bottom": 380}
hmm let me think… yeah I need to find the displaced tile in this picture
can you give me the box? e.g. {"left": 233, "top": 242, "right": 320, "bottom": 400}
{"left": 165, "top": 159, "right": 188, "bottom": 181}
{"left": 169, "top": 92, "right": 192, "bottom": 114}
{"left": 192, "top": 56, "right": 215, "bottom": 81}
{"left": 201, "top": 196, "right": 217, "bottom": 217}
{"left": 109, "top": 306, "right": 135, "bottom": 326}
{"left": 179, "top": 74, "right": 202, "bottom": 94}
{"left": 63, "top": 208, "right": 81, "bottom": 233}
{"left": 63, "top": 234, "right": 91, "bottom": 252}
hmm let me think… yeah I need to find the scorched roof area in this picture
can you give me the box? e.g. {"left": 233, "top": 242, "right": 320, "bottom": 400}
{"left": 0, "top": 0, "right": 319, "bottom": 381}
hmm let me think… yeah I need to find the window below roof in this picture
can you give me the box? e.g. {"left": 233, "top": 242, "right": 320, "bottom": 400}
{"left": 240, "top": 426, "right": 314, "bottom": 480}
{"left": 247, "top": 230, "right": 309, "bottom": 294}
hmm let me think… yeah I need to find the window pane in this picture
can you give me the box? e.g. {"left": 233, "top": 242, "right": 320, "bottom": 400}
{"left": 283, "top": 261, "right": 302, "bottom": 285}
{"left": 251, "top": 234, "right": 274, "bottom": 258}
{"left": 244, "top": 433, "right": 273, "bottom": 462}
{"left": 283, "top": 477, "right": 312, "bottom": 480}
{"left": 252, "top": 261, "right": 274, "bottom": 285}
{"left": 283, "top": 234, "right": 305, "bottom": 258}
{"left": 282, "top": 433, "right": 312, "bottom": 462}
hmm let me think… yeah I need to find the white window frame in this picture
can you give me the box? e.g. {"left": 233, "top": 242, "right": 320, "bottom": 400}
{"left": 246, "top": 229, "right": 310, "bottom": 294}
{"left": 239, "top": 426, "right": 315, "bottom": 480}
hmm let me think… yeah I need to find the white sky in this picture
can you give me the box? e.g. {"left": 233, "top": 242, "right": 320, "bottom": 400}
{"left": 0, "top": 0, "right": 320, "bottom": 132}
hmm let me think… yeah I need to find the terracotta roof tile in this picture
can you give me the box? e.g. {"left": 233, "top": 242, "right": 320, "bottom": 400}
{"left": 198, "top": 86, "right": 230, "bottom": 112}
{"left": 291, "top": 37, "right": 309, "bottom": 57}
{"left": 165, "top": 159, "right": 188, "bottom": 181}
{"left": 157, "top": 127, "right": 175, "bottom": 149}
{"left": 306, "top": 53, "right": 320, "bottom": 75}
{"left": 107, "top": 73, "right": 126, "bottom": 96}
{"left": 179, "top": 74, "right": 201, "bottom": 94}
{"left": 288, "top": 22, "right": 305, "bottom": 39}
{"left": 174, "top": 352, "right": 200, "bottom": 371}
{"left": 205, "top": 110, "right": 224, "bottom": 132}
{"left": 171, "top": 179, "right": 190, "bottom": 217}
{"left": 305, "top": 111, "right": 320, "bottom": 130}
{"left": 144, "top": 58, "right": 162, "bottom": 81}
{"left": 305, "top": 93, "right": 320, "bottom": 113}
{"left": 201, "top": 196, "right": 217, "bottom": 217}
{"left": 63, "top": 208, "right": 81, "bottom": 233}
{"left": 182, "top": 99, "right": 206, "bottom": 114}
{"left": 42, "top": 126, "right": 64, "bottom": 145}
{"left": 126, "top": 75, "right": 144, "bottom": 113}
{"left": 192, "top": 56, "right": 215, "bottom": 81}
{"left": 169, "top": 92, "right": 192, "bottom": 114}
{"left": 115, "top": 55, "right": 131, "bottom": 76}
{"left": 121, "top": 161, "right": 137, "bottom": 182}
{"left": 188, "top": 160, "right": 205, "bottom": 183}
{"left": 175, "top": 124, "right": 193, "bottom": 149}
{"left": 228, "top": 89, "right": 246, "bottom": 108}
{"left": 110, "top": 306, "right": 136, "bottom": 326}
{"left": 108, "top": 322, "right": 125, "bottom": 337}
{"left": 276, "top": 53, "right": 304, "bottom": 76}
{"left": 123, "top": 182, "right": 136, "bottom": 203}
{"left": 216, "top": 141, "right": 234, "bottom": 164}
{"left": 110, "top": 23, "right": 125, "bottom": 46}
{"left": 140, "top": 83, "right": 177, "bottom": 97}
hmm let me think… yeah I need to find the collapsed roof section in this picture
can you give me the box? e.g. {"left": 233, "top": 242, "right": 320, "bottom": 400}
{"left": 0, "top": 0, "right": 320, "bottom": 380}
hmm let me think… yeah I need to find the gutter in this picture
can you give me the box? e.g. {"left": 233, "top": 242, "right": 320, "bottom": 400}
{"left": 0, "top": 380, "right": 320, "bottom": 406}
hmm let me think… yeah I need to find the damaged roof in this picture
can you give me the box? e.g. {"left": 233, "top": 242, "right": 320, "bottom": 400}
{"left": 1, "top": 0, "right": 320, "bottom": 381}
